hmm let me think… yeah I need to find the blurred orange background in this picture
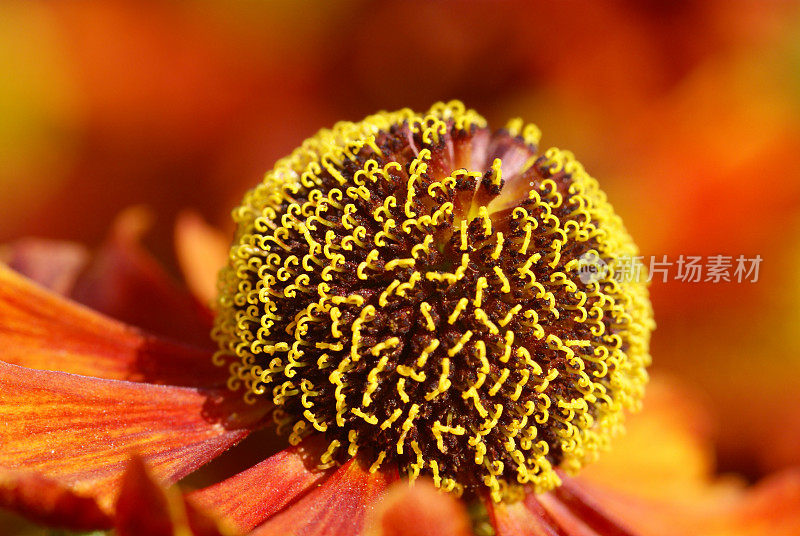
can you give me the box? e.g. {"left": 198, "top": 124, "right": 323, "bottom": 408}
{"left": 2, "top": 0, "right": 800, "bottom": 489}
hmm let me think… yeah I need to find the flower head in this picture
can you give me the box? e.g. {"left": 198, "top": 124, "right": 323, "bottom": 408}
{"left": 212, "top": 101, "right": 654, "bottom": 501}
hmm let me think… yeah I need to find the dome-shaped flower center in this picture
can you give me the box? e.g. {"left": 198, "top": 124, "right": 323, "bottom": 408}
{"left": 212, "top": 101, "right": 653, "bottom": 502}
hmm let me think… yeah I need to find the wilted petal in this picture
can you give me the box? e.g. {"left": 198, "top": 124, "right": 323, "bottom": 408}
{"left": 0, "top": 238, "right": 89, "bottom": 296}
{"left": 188, "top": 436, "right": 330, "bottom": 533}
{"left": 116, "top": 456, "right": 228, "bottom": 536}
{"left": 176, "top": 211, "right": 229, "bottom": 306}
{"left": 365, "top": 479, "right": 472, "bottom": 536}
{"left": 69, "top": 206, "right": 215, "bottom": 348}
{"left": 0, "top": 361, "right": 263, "bottom": 511}
{"left": 0, "top": 467, "right": 111, "bottom": 531}
{"left": 250, "top": 459, "right": 397, "bottom": 536}
{"left": 0, "top": 263, "right": 223, "bottom": 387}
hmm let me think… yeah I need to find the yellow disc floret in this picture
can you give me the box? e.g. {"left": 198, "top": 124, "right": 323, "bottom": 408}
{"left": 212, "top": 101, "right": 654, "bottom": 501}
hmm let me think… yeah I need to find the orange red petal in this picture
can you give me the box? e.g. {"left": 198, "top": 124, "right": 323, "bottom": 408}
{"left": 365, "top": 479, "right": 473, "bottom": 536}
{"left": 188, "top": 437, "right": 332, "bottom": 533}
{"left": 116, "top": 456, "right": 175, "bottom": 536}
{"left": 488, "top": 485, "right": 639, "bottom": 536}
{"left": 722, "top": 469, "right": 800, "bottom": 536}
{"left": 250, "top": 459, "right": 398, "bottom": 536}
{"left": 489, "top": 499, "right": 564, "bottom": 536}
{"left": 116, "top": 456, "right": 228, "bottom": 536}
{"left": 573, "top": 469, "right": 800, "bottom": 536}
{"left": 0, "top": 263, "right": 224, "bottom": 387}
{"left": 0, "top": 361, "right": 262, "bottom": 512}
{"left": 2, "top": 208, "right": 215, "bottom": 349}
{"left": 578, "top": 376, "right": 736, "bottom": 505}
{"left": 176, "top": 211, "right": 230, "bottom": 307}
{"left": 0, "top": 467, "right": 111, "bottom": 531}
{"left": 544, "top": 480, "right": 638, "bottom": 536}
{"left": 68, "top": 207, "right": 215, "bottom": 348}
{"left": 0, "top": 238, "right": 89, "bottom": 296}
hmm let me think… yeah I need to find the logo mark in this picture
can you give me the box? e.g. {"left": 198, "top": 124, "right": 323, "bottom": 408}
{"left": 576, "top": 252, "right": 609, "bottom": 284}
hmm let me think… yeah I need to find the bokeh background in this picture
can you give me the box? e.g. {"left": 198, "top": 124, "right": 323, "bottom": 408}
{"left": 2, "top": 0, "right": 800, "bottom": 531}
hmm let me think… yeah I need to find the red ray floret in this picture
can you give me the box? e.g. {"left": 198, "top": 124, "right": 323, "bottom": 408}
{"left": 0, "top": 467, "right": 112, "bottom": 531}
{"left": 487, "top": 478, "right": 638, "bottom": 536}
{"left": 249, "top": 458, "right": 398, "bottom": 536}
{"left": 0, "top": 264, "right": 223, "bottom": 387}
{"left": 67, "top": 207, "right": 215, "bottom": 347}
{"left": 175, "top": 210, "right": 229, "bottom": 306}
{"left": 188, "top": 436, "right": 333, "bottom": 533}
{"left": 544, "top": 477, "right": 638, "bottom": 536}
{"left": 366, "top": 479, "right": 473, "bottom": 536}
{"left": 0, "top": 238, "right": 90, "bottom": 296}
{"left": 2, "top": 207, "right": 215, "bottom": 348}
{"left": 0, "top": 360, "right": 266, "bottom": 513}
{"left": 489, "top": 499, "right": 565, "bottom": 536}
{"left": 115, "top": 456, "right": 227, "bottom": 536}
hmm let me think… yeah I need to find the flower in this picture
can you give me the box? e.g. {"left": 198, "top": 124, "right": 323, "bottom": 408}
{"left": 212, "top": 101, "right": 653, "bottom": 503}
{"left": 0, "top": 101, "right": 798, "bottom": 536}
